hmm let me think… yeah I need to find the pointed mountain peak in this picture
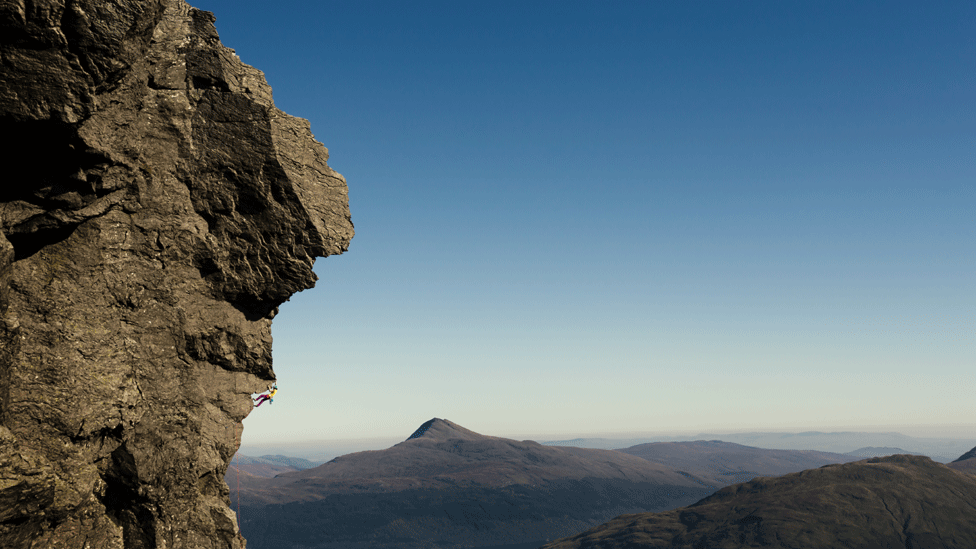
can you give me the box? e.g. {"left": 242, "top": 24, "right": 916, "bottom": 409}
{"left": 952, "top": 445, "right": 976, "bottom": 463}
{"left": 404, "top": 418, "right": 486, "bottom": 442}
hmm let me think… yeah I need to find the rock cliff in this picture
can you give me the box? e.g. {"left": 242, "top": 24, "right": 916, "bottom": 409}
{"left": 0, "top": 1, "right": 353, "bottom": 547}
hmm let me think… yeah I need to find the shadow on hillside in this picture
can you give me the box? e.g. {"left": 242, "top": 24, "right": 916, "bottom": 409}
{"left": 238, "top": 477, "right": 713, "bottom": 549}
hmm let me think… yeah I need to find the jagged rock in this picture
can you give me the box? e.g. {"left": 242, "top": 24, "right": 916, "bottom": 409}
{"left": 0, "top": 1, "right": 353, "bottom": 547}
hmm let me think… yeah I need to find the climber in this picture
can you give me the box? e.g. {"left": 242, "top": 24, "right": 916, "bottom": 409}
{"left": 254, "top": 383, "right": 277, "bottom": 407}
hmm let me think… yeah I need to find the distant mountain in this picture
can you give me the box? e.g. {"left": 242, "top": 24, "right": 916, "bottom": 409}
{"left": 233, "top": 454, "right": 319, "bottom": 469}
{"left": 541, "top": 437, "right": 665, "bottom": 449}
{"left": 617, "top": 440, "right": 859, "bottom": 486}
{"left": 229, "top": 454, "right": 319, "bottom": 478}
{"left": 238, "top": 437, "right": 404, "bottom": 463}
{"left": 234, "top": 418, "right": 714, "bottom": 549}
{"left": 953, "top": 445, "right": 976, "bottom": 463}
{"left": 540, "top": 431, "right": 974, "bottom": 462}
{"left": 541, "top": 455, "right": 976, "bottom": 549}
{"left": 948, "top": 445, "right": 976, "bottom": 475}
{"left": 845, "top": 446, "right": 924, "bottom": 458}
{"left": 684, "top": 431, "right": 970, "bottom": 462}
{"left": 262, "top": 418, "right": 706, "bottom": 498}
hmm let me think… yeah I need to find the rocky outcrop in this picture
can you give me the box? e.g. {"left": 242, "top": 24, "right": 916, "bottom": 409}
{"left": 0, "top": 1, "right": 353, "bottom": 547}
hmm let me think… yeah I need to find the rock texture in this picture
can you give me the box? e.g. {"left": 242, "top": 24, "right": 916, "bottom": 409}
{"left": 541, "top": 455, "right": 976, "bottom": 549}
{"left": 0, "top": 1, "right": 353, "bottom": 547}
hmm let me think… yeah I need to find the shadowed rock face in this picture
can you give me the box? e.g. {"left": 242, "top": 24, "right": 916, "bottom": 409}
{"left": 0, "top": 1, "right": 353, "bottom": 547}
{"left": 541, "top": 455, "right": 976, "bottom": 549}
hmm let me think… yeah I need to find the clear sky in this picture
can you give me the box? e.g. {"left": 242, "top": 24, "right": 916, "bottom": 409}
{"left": 190, "top": 0, "right": 975, "bottom": 445}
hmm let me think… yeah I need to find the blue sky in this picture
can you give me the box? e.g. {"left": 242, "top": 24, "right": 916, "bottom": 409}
{"left": 190, "top": 0, "right": 975, "bottom": 444}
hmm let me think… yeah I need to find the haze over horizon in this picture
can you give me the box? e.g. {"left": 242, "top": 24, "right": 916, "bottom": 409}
{"left": 192, "top": 0, "right": 975, "bottom": 445}
{"left": 237, "top": 417, "right": 976, "bottom": 454}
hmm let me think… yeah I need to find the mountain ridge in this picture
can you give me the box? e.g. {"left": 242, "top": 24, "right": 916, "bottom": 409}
{"left": 953, "top": 445, "right": 976, "bottom": 463}
{"left": 844, "top": 446, "right": 923, "bottom": 457}
{"left": 948, "top": 445, "right": 976, "bottom": 475}
{"left": 234, "top": 418, "right": 716, "bottom": 548}
{"left": 542, "top": 454, "right": 976, "bottom": 549}
{"left": 680, "top": 431, "right": 971, "bottom": 460}
{"left": 230, "top": 454, "right": 319, "bottom": 478}
{"left": 252, "top": 418, "right": 708, "bottom": 502}
{"left": 233, "top": 419, "right": 969, "bottom": 549}
{"left": 616, "top": 439, "right": 859, "bottom": 486}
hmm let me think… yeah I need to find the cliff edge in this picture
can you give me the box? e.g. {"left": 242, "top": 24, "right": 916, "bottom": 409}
{"left": 0, "top": 1, "right": 353, "bottom": 547}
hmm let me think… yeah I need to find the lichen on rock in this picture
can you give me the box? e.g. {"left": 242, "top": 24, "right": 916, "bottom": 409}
{"left": 0, "top": 1, "right": 353, "bottom": 547}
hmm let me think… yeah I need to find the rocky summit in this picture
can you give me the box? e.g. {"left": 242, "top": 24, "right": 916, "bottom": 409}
{"left": 0, "top": 1, "right": 353, "bottom": 548}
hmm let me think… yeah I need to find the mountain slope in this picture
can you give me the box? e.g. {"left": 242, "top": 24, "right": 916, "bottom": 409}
{"left": 245, "top": 418, "right": 709, "bottom": 503}
{"left": 683, "top": 431, "right": 970, "bottom": 461}
{"left": 229, "top": 454, "right": 319, "bottom": 478}
{"left": 617, "top": 440, "right": 858, "bottom": 486}
{"left": 845, "top": 446, "right": 924, "bottom": 458}
{"left": 541, "top": 455, "right": 976, "bottom": 549}
{"left": 234, "top": 419, "right": 715, "bottom": 549}
{"left": 948, "top": 445, "right": 976, "bottom": 475}
{"left": 953, "top": 445, "right": 976, "bottom": 463}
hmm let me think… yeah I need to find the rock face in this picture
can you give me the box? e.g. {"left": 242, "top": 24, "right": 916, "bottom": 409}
{"left": 541, "top": 455, "right": 976, "bottom": 549}
{"left": 0, "top": 1, "right": 353, "bottom": 547}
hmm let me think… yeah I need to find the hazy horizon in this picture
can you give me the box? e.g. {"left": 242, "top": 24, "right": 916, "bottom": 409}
{"left": 237, "top": 420, "right": 976, "bottom": 465}
{"left": 238, "top": 422, "right": 976, "bottom": 447}
{"left": 191, "top": 1, "right": 975, "bottom": 446}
